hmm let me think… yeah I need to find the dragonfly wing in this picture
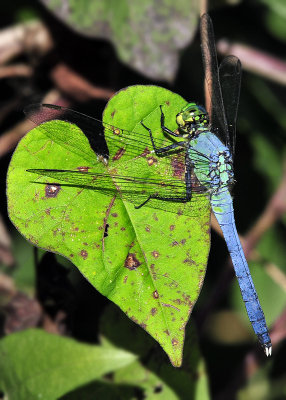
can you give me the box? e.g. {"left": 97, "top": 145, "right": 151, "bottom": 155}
{"left": 219, "top": 55, "right": 241, "bottom": 155}
{"left": 27, "top": 168, "right": 210, "bottom": 217}
{"left": 24, "top": 104, "right": 177, "bottom": 161}
{"left": 200, "top": 14, "right": 231, "bottom": 151}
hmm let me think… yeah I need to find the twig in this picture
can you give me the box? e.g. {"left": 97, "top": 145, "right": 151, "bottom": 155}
{"left": 0, "top": 90, "right": 71, "bottom": 157}
{"left": 51, "top": 63, "right": 115, "bottom": 102}
{"left": 200, "top": 0, "right": 208, "bottom": 16}
{"left": 0, "top": 64, "right": 33, "bottom": 78}
{"left": 3, "top": 292, "right": 43, "bottom": 334}
{"left": 270, "top": 307, "right": 286, "bottom": 346}
{"left": 217, "top": 39, "right": 286, "bottom": 86}
{"left": 243, "top": 166, "right": 286, "bottom": 257}
{"left": 0, "top": 213, "right": 14, "bottom": 266}
{"left": 0, "top": 20, "right": 53, "bottom": 65}
{"left": 0, "top": 273, "right": 16, "bottom": 297}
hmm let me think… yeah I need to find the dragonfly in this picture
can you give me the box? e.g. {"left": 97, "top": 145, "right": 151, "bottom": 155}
{"left": 26, "top": 14, "right": 271, "bottom": 355}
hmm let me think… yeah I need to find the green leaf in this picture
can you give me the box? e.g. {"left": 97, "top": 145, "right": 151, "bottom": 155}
{"left": 40, "top": 0, "right": 199, "bottom": 81}
{"left": 7, "top": 85, "right": 211, "bottom": 366}
{"left": 238, "top": 362, "right": 277, "bottom": 400}
{"left": 0, "top": 329, "right": 137, "bottom": 400}
{"left": 99, "top": 304, "right": 210, "bottom": 400}
{"left": 261, "top": 0, "right": 286, "bottom": 41}
{"left": 61, "top": 381, "right": 139, "bottom": 400}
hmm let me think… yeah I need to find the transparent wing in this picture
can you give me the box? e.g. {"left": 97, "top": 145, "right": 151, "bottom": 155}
{"left": 24, "top": 103, "right": 182, "bottom": 161}
{"left": 219, "top": 55, "right": 241, "bottom": 155}
{"left": 24, "top": 102, "right": 211, "bottom": 180}
{"left": 200, "top": 14, "right": 231, "bottom": 151}
{"left": 27, "top": 168, "right": 211, "bottom": 217}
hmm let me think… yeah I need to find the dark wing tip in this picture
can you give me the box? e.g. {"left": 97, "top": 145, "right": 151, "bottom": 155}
{"left": 219, "top": 55, "right": 242, "bottom": 75}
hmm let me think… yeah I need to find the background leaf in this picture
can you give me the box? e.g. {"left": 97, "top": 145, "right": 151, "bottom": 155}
{"left": 0, "top": 328, "right": 136, "bottom": 400}
{"left": 40, "top": 0, "right": 199, "bottom": 81}
{"left": 99, "top": 304, "right": 210, "bottom": 400}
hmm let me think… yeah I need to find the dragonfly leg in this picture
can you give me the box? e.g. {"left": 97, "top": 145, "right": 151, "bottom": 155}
{"left": 140, "top": 121, "right": 184, "bottom": 155}
{"left": 134, "top": 166, "right": 193, "bottom": 209}
{"left": 134, "top": 193, "right": 192, "bottom": 209}
{"left": 159, "top": 105, "right": 183, "bottom": 138}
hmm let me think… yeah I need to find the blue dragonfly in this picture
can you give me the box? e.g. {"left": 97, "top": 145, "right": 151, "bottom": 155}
{"left": 26, "top": 14, "right": 271, "bottom": 355}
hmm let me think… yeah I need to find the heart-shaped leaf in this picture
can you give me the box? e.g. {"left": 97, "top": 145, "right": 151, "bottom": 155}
{"left": 7, "top": 85, "right": 210, "bottom": 366}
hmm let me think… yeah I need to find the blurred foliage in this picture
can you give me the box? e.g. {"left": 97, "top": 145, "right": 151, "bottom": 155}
{"left": 99, "top": 304, "right": 210, "bottom": 400}
{"left": 40, "top": 0, "right": 199, "bottom": 81}
{"left": 0, "top": 328, "right": 137, "bottom": 400}
{"left": 238, "top": 362, "right": 286, "bottom": 400}
{"left": 261, "top": 0, "right": 286, "bottom": 41}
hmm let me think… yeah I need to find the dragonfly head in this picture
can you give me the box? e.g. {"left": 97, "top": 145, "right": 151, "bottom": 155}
{"left": 176, "top": 103, "right": 209, "bottom": 135}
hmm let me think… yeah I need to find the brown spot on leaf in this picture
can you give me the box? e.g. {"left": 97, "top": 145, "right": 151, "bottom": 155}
{"left": 112, "top": 147, "right": 125, "bottom": 161}
{"left": 34, "top": 191, "right": 40, "bottom": 201}
{"left": 147, "top": 157, "right": 157, "bottom": 166}
{"left": 153, "top": 213, "right": 158, "bottom": 221}
{"left": 77, "top": 166, "right": 90, "bottom": 172}
{"left": 45, "top": 184, "right": 61, "bottom": 198}
{"left": 123, "top": 275, "right": 128, "bottom": 284}
{"left": 153, "top": 290, "right": 159, "bottom": 299}
{"left": 152, "top": 251, "right": 159, "bottom": 258}
{"left": 151, "top": 308, "right": 157, "bottom": 316}
{"left": 140, "top": 323, "right": 147, "bottom": 329}
{"left": 182, "top": 293, "right": 192, "bottom": 307}
{"left": 170, "top": 225, "right": 175, "bottom": 231}
{"left": 111, "top": 110, "right": 116, "bottom": 118}
{"left": 184, "top": 258, "right": 195, "bottom": 265}
{"left": 172, "top": 338, "right": 179, "bottom": 346}
{"left": 140, "top": 147, "right": 150, "bottom": 157}
{"left": 162, "top": 303, "right": 180, "bottom": 312}
{"left": 171, "top": 156, "right": 185, "bottom": 179}
{"left": 80, "top": 250, "right": 88, "bottom": 259}
{"left": 111, "top": 213, "right": 118, "bottom": 217}
{"left": 172, "top": 241, "right": 179, "bottom": 246}
{"left": 120, "top": 227, "right": 126, "bottom": 231}
{"left": 145, "top": 226, "right": 151, "bottom": 232}
{"left": 112, "top": 127, "right": 121, "bottom": 135}
{"left": 130, "top": 316, "right": 138, "bottom": 324}
{"left": 181, "top": 239, "right": 186, "bottom": 245}
{"left": 70, "top": 254, "right": 74, "bottom": 257}
{"left": 124, "top": 253, "right": 141, "bottom": 270}
{"left": 150, "top": 264, "right": 157, "bottom": 279}
{"left": 45, "top": 208, "right": 51, "bottom": 215}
